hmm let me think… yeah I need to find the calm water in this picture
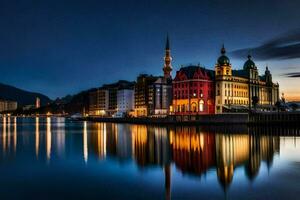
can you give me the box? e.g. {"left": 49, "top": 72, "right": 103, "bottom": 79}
{"left": 1, "top": 117, "right": 300, "bottom": 200}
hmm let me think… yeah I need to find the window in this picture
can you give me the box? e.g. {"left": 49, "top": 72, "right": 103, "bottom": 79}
{"left": 199, "top": 100, "right": 204, "bottom": 112}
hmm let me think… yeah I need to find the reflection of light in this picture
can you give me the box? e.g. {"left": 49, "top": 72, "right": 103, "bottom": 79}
{"left": 13, "top": 117, "right": 17, "bottom": 152}
{"left": 35, "top": 117, "right": 39, "bottom": 158}
{"left": 2, "top": 117, "right": 6, "bottom": 152}
{"left": 83, "top": 121, "right": 88, "bottom": 163}
{"left": 7, "top": 117, "right": 11, "bottom": 149}
{"left": 56, "top": 117, "right": 65, "bottom": 156}
{"left": 131, "top": 125, "right": 147, "bottom": 158}
{"left": 97, "top": 123, "right": 106, "bottom": 159}
{"left": 46, "top": 117, "right": 51, "bottom": 161}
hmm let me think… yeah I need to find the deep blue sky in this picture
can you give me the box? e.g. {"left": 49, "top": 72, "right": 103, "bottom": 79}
{"left": 1, "top": 0, "right": 300, "bottom": 99}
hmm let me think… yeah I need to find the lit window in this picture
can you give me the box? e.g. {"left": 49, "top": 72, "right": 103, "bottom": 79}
{"left": 199, "top": 100, "right": 204, "bottom": 112}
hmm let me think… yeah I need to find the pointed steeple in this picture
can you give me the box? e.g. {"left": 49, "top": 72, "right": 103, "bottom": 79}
{"left": 221, "top": 44, "right": 226, "bottom": 55}
{"left": 165, "top": 34, "right": 170, "bottom": 50}
{"left": 163, "top": 34, "right": 172, "bottom": 79}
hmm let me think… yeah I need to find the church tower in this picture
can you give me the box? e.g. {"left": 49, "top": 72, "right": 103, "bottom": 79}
{"left": 163, "top": 35, "right": 172, "bottom": 79}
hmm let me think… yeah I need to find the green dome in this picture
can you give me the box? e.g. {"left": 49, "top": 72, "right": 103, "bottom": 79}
{"left": 243, "top": 55, "right": 256, "bottom": 70}
{"left": 217, "top": 45, "right": 230, "bottom": 66}
{"left": 218, "top": 55, "right": 230, "bottom": 66}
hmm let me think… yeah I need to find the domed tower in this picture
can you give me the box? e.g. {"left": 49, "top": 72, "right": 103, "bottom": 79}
{"left": 265, "top": 65, "right": 272, "bottom": 85}
{"left": 215, "top": 45, "right": 232, "bottom": 114}
{"left": 243, "top": 54, "right": 260, "bottom": 110}
{"left": 215, "top": 44, "right": 232, "bottom": 76}
{"left": 163, "top": 35, "right": 172, "bottom": 79}
{"left": 243, "top": 54, "right": 259, "bottom": 81}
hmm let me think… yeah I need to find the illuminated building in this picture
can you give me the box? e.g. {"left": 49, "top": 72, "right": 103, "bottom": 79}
{"left": 148, "top": 36, "right": 173, "bottom": 115}
{"left": 134, "top": 74, "right": 158, "bottom": 117}
{"left": 172, "top": 66, "right": 215, "bottom": 114}
{"left": 0, "top": 100, "right": 17, "bottom": 112}
{"left": 116, "top": 83, "right": 135, "bottom": 116}
{"left": 35, "top": 97, "right": 40, "bottom": 109}
{"left": 89, "top": 88, "right": 108, "bottom": 116}
{"left": 89, "top": 80, "right": 134, "bottom": 116}
{"left": 149, "top": 77, "right": 173, "bottom": 116}
{"left": 215, "top": 45, "right": 279, "bottom": 113}
{"left": 134, "top": 36, "right": 173, "bottom": 117}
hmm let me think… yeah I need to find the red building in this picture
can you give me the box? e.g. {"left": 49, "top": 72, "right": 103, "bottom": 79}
{"left": 172, "top": 66, "right": 215, "bottom": 115}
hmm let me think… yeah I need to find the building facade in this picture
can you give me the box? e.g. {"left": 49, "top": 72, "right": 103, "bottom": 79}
{"left": 134, "top": 74, "right": 158, "bottom": 117}
{"left": 215, "top": 45, "right": 279, "bottom": 113}
{"left": 149, "top": 78, "right": 173, "bottom": 115}
{"left": 89, "top": 80, "right": 134, "bottom": 116}
{"left": 148, "top": 36, "right": 173, "bottom": 116}
{"left": 0, "top": 100, "right": 18, "bottom": 112}
{"left": 134, "top": 36, "right": 174, "bottom": 117}
{"left": 172, "top": 66, "right": 215, "bottom": 115}
{"left": 117, "top": 86, "right": 135, "bottom": 115}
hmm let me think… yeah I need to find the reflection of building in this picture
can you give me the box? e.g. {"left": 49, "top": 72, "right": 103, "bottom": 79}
{"left": 172, "top": 66, "right": 215, "bottom": 114}
{"left": 131, "top": 125, "right": 170, "bottom": 167}
{"left": 0, "top": 100, "right": 17, "bottom": 112}
{"left": 170, "top": 127, "right": 215, "bottom": 175}
{"left": 215, "top": 45, "right": 280, "bottom": 113}
{"left": 91, "top": 123, "right": 107, "bottom": 159}
{"left": 86, "top": 123, "right": 281, "bottom": 192}
{"left": 215, "top": 133, "right": 280, "bottom": 189}
{"left": 1, "top": 117, "right": 17, "bottom": 157}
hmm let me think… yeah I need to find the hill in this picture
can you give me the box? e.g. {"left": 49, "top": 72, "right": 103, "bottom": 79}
{"left": 0, "top": 83, "right": 52, "bottom": 106}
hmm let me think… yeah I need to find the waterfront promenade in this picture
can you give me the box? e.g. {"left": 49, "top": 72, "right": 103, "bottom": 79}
{"left": 84, "top": 112, "right": 300, "bottom": 125}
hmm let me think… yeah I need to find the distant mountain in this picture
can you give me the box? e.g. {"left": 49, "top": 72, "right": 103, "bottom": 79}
{"left": 0, "top": 83, "right": 52, "bottom": 106}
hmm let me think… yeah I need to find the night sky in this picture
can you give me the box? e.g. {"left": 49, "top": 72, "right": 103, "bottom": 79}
{"left": 1, "top": 0, "right": 300, "bottom": 100}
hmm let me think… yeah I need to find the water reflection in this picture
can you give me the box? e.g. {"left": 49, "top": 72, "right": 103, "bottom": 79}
{"left": 46, "top": 117, "right": 51, "bottom": 161}
{"left": 1, "top": 117, "right": 18, "bottom": 156}
{"left": 88, "top": 124, "right": 284, "bottom": 190}
{"left": 0, "top": 117, "right": 300, "bottom": 199}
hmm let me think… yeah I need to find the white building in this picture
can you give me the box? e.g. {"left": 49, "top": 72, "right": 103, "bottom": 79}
{"left": 117, "top": 88, "right": 134, "bottom": 115}
{"left": 0, "top": 100, "right": 17, "bottom": 112}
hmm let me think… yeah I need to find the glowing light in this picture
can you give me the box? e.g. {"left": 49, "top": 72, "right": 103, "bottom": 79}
{"left": 83, "top": 121, "right": 88, "bottom": 163}
{"left": 46, "top": 117, "right": 52, "bottom": 162}
{"left": 35, "top": 117, "right": 39, "bottom": 158}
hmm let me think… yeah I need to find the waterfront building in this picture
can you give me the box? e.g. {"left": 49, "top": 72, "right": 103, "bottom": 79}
{"left": 172, "top": 66, "right": 215, "bottom": 115}
{"left": 215, "top": 45, "right": 279, "bottom": 113}
{"left": 0, "top": 100, "right": 17, "bottom": 112}
{"left": 36, "top": 97, "right": 40, "bottom": 109}
{"left": 89, "top": 80, "right": 134, "bottom": 116}
{"left": 148, "top": 36, "right": 173, "bottom": 116}
{"left": 117, "top": 83, "right": 135, "bottom": 116}
{"left": 134, "top": 74, "right": 158, "bottom": 117}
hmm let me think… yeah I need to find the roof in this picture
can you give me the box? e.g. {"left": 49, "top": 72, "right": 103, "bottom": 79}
{"left": 232, "top": 69, "right": 248, "bottom": 78}
{"left": 243, "top": 55, "right": 256, "bottom": 70}
{"left": 177, "top": 65, "right": 215, "bottom": 80}
{"left": 217, "top": 44, "right": 230, "bottom": 66}
{"left": 101, "top": 80, "right": 135, "bottom": 90}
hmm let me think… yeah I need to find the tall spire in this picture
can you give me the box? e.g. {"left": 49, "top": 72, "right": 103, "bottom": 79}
{"left": 221, "top": 44, "right": 226, "bottom": 55}
{"left": 166, "top": 34, "right": 170, "bottom": 50}
{"left": 163, "top": 34, "right": 172, "bottom": 79}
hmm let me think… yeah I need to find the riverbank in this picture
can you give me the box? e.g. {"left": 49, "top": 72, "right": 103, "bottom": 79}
{"left": 83, "top": 112, "right": 300, "bottom": 125}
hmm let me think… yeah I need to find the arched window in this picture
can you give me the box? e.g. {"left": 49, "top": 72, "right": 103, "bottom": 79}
{"left": 191, "top": 102, "right": 197, "bottom": 112}
{"left": 199, "top": 100, "right": 204, "bottom": 112}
